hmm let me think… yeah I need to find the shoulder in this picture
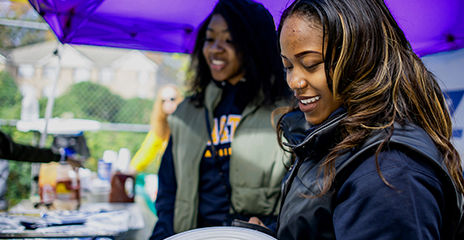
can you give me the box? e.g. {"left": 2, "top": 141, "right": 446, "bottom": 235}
{"left": 167, "top": 98, "right": 202, "bottom": 130}
{"left": 169, "top": 97, "right": 201, "bottom": 119}
{"left": 345, "top": 149, "right": 443, "bottom": 189}
{"left": 344, "top": 122, "right": 445, "bottom": 182}
{"left": 334, "top": 149, "right": 445, "bottom": 239}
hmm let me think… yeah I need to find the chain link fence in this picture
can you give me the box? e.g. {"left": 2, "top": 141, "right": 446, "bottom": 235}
{"left": 0, "top": 52, "right": 187, "bottom": 207}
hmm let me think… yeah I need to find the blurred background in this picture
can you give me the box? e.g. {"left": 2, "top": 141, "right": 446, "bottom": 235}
{"left": 0, "top": 0, "right": 188, "bottom": 207}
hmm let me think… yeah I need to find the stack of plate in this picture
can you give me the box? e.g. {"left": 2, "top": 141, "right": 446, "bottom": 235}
{"left": 166, "top": 226, "right": 277, "bottom": 240}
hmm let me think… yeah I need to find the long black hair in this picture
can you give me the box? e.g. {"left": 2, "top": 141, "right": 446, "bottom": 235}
{"left": 188, "top": 0, "right": 290, "bottom": 107}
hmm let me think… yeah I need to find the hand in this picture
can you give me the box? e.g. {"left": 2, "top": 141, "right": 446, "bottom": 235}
{"left": 66, "top": 156, "right": 84, "bottom": 169}
{"left": 248, "top": 217, "right": 266, "bottom": 228}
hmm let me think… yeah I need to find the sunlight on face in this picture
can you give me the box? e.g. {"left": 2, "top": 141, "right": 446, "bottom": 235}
{"left": 280, "top": 15, "right": 342, "bottom": 125}
{"left": 202, "top": 14, "right": 244, "bottom": 85}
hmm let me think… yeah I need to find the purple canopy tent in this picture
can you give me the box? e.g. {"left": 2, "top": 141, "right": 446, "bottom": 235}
{"left": 29, "top": 0, "right": 464, "bottom": 57}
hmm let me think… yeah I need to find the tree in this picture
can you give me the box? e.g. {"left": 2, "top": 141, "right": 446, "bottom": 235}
{"left": 115, "top": 98, "right": 153, "bottom": 124}
{"left": 0, "top": 2, "right": 51, "bottom": 50}
{"left": 54, "top": 82, "right": 124, "bottom": 122}
{"left": 0, "top": 71, "right": 22, "bottom": 119}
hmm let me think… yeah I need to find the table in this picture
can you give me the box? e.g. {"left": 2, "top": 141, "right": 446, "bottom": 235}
{"left": 0, "top": 200, "right": 144, "bottom": 239}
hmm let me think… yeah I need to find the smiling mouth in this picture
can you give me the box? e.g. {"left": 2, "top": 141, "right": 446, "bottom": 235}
{"left": 210, "top": 59, "right": 226, "bottom": 70}
{"left": 299, "top": 96, "right": 320, "bottom": 104}
{"left": 211, "top": 59, "right": 225, "bottom": 65}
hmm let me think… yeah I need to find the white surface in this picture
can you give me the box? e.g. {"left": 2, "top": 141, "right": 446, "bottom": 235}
{"left": 114, "top": 148, "right": 131, "bottom": 172}
{"left": 165, "top": 226, "right": 276, "bottom": 240}
{"left": 16, "top": 118, "right": 101, "bottom": 134}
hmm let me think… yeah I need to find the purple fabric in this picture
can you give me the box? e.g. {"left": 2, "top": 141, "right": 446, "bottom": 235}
{"left": 29, "top": 0, "right": 464, "bottom": 56}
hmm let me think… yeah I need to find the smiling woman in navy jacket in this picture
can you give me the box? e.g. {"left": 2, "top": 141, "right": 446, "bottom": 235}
{"left": 249, "top": 0, "right": 464, "bottom": 239}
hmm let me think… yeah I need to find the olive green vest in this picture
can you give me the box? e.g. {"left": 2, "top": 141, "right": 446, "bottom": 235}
{"left": 168, "top": 82, "right": 289, "bottom": 233}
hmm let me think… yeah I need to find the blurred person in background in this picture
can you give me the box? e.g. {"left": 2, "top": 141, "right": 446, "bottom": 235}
{"left": 130, "top": 85, "right": 182, "bottom": 173}
{"left": 150, "top": 0, "right": 291, "bottom": 239}
{"left": 0, "top": 130, "right": 81, "bottom": 210}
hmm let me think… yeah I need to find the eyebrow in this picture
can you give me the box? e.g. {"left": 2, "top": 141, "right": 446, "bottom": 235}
{"left": 206, "top": 28, "right": 229, "bottom": 33}
{"left": 281, "top": 50, "right": 321, "bottom": 60}
{"left": 295, "top": 50, "right": 321, "bottom": 58}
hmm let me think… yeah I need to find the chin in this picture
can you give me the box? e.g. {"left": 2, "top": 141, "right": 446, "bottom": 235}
{"left": 212, "top": 76, "right": 228, "bottom": 82}
{"left": 304, "top": 114, "right": 324, "bottom": 125}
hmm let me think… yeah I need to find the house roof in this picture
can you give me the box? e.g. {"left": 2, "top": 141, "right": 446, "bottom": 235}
{"left": 9, "top": 41, "right": 58, "bottom": 65}
{"left": 112, "top": 50, "right": 158, "bottom": 71}
{"left": 9, "top": 41, "right": 164, "bottom": 70}
{"left": 73, "top": 44, "right": 130, "bottom": 68}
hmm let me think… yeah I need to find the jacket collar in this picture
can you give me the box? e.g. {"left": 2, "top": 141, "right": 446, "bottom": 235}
{"left": 204, "top": 80, "right": 265, "bottom": 117}
{"left": 204, "top": 81, "right": 223, "bottom": 112}
{"left": 281, "top": 109, "right": 347, "bottom": 159}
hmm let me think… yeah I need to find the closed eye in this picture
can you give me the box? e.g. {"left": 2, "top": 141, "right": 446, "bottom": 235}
{"left": 304, "top": 62, "right": 323, "bottom": 72}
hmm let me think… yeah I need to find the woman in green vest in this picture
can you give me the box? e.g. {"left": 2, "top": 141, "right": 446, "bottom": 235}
{"left": 150, "top": 0, "right": 291, "bottom": 239}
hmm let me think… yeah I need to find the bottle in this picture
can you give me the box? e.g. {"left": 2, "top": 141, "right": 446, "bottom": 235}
{"left": 98, "top": 150, "right": 116, "bottom": 182}
{"left": 54, "top": 150, "right": 80, "bottom": 210}
{"left": 38, "top": 162, "right": 58, "bottom": 206}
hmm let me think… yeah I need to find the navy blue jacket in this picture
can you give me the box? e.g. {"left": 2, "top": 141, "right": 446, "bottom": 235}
{"left": 277, "top": 110, "right": 464, "bottom": 240}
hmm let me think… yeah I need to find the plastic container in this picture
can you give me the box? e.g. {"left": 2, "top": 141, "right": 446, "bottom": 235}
{"left": 98, "top": 150, "right": 116, "bottom": 181}
{"left": 109, "top": 172, "right": 135, "bottom": 202}
{"left": 114, "top": 148, "right": 131, "bottom": 172}
{"left": 38, "top": 162, "right": 59, "bottom": 205}
{"left": 88, "top": 178, "right": 111, "bottom": 202}
{"left": 54, "top": 161, "right": 80, "bottom": 210}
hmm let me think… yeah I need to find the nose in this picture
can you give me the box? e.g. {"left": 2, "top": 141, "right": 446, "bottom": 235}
{"left": 210, "top": 40, "right": 224, "bottom": 53}
{"left": 287, "top": 73, "right": 308, "bottom": 91}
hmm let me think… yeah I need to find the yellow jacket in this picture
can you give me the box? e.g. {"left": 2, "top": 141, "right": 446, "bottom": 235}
{"left": 130, "top": 130, "right": 168, "bottom": 172}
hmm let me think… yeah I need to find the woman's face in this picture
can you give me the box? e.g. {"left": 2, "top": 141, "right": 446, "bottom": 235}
{"left": 202, "top": 14, "right": 244, "bottom": 85}
{"left": 160, "top": 87, "right": 179, "bottom": 115}
{"left": 280, "top": 15, "right": 342, "bottom": 125}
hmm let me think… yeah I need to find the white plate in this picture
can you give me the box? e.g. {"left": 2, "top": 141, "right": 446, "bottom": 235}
{"left": 165, "top": 226, "right": 277, "bottom": 240}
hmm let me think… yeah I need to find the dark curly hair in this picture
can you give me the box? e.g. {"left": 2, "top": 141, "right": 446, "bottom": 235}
{"left": 187, "top": 0, "right": 290, "bottom": 107}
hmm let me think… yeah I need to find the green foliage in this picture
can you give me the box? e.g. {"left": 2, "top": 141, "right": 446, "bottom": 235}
{"left": 0, "top": 71, "right": 22, "bottom": 119}
{"left": 0, "top": 126, "right": 39, "bottom": 208}
{"left": 0, "top": 3, "right": 49, "bottom": 49}
{"left": 5, "top": 161, "right": 32, "bottom": 207}
{"left": 115, "top": 98, "right": 153, "bottom": 124}
{"left": 0, "top": 71, "right": 21, "bottom": 105}
{"left": 54, "top": 82, "right": 124, "bottom": 122}
{"left": 38, "top": 97, "right": 48, "bottom": 118}
{"left": 0, "top": 80, "right": 155, "bottom": 206}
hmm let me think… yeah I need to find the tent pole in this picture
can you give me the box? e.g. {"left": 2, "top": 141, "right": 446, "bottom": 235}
{"left": 39, "top": 43, "right": 62, "bottom": 147}
{"left": 31, "top": 42, "right": 63, "bottom": 199}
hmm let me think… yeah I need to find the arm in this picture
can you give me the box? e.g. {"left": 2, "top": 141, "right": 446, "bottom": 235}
{"left": 333, "top": 150, "right": 443, "bottom": 240}
{"left": 150, "top": 137, "right": 177, "bottom": 240}
{"left": 130, "top": 130, "right": 167, "bottom": 172}
{"left": 0, "top": 131, "right": 60, "bottom": 163}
